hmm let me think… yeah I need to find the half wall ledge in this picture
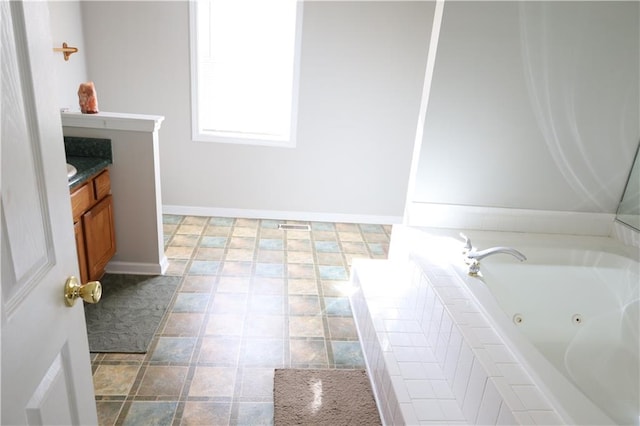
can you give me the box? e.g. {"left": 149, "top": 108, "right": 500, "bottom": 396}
{"left": 61, "top": 110, "right": 164, "bottom": 132}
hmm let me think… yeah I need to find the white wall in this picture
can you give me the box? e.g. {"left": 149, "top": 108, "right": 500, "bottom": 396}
{"left": 48, "top": 1, "right": 88, "bottom": 109}
{"left": 78, "top": 1, "right": 434, "bottom": 223}
{"left": 414, "top": 1, "right": 640, "bottom": 214}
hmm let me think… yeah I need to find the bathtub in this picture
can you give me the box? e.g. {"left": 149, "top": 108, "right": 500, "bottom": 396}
{"left": 457, "top": 237, "right": 639, "bottom": 425}
{"left": 352, "top": 226, "right": 639, "bottom": 425}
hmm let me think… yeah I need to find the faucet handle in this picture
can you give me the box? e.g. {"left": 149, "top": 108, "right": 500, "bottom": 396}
{"left": 460, "top": 233, "right": 473, "bottom": 254}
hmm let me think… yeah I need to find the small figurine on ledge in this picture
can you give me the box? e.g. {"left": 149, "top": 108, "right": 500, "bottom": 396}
{"left": 78, "top": 81, "right": 99, "bottom": 114}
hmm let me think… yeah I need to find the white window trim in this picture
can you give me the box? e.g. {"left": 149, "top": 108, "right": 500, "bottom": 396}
{"left": 189, "top": 0, "right": 304, "bottom": 148}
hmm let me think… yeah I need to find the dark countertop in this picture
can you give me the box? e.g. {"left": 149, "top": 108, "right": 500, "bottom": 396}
{"left": 67, "top": 156, "right": 111, "bottom": 190}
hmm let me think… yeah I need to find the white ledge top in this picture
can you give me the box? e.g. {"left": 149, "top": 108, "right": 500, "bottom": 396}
{"left": 61, "top": 110, "right": 165, "bottom": 132}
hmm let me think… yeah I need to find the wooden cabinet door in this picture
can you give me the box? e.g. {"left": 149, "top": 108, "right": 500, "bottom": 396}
{"left": 74, "top": 220, "right": 89, "bottom": 284}
{"left": 84, "top": 194, "right": 116, "bottom": 280}
{"left": 93, "top": 169, "right": 111, "bottom": 200}
{"left": 70, "top": 182, "right": 92, "bottom": 222}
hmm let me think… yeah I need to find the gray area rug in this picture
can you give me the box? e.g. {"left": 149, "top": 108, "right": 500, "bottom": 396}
{"left": 274, "top": 369, "right": 382, "bottom": 425}
{"left": 83, "top": 274, "right": 180, "bottom": 353}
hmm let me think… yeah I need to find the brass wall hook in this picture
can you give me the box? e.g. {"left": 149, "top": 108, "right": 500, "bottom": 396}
{"left": 53, "top": 42, "right": 78, "bottom": 61}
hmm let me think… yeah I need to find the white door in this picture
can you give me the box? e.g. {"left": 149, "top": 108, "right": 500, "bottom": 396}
{"left": 1, "top": 1, "right": 98, "bottom": 425}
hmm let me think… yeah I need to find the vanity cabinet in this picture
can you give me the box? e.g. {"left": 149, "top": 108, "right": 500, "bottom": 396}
{"left": 70, "top": 169, "right": 116, "bottom": 283}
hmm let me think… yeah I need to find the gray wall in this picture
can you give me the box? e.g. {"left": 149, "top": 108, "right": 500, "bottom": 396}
{"left": 48, "top": 1, "right": 88, "bottom": 109}
{"left": 414, "top": 1, "right": 640, "bottom": 213}
{"left": 78, "top": 1, "right": 434, "bottom": 221}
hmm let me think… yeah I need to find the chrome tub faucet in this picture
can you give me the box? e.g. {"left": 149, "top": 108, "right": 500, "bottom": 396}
{"left": 460, "top": 233, "right": 527, "bottom": 275}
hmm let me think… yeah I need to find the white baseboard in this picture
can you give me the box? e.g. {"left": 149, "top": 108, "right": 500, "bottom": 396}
{"left": 106, "top": 256, "right": 169, "bottom": 276}
{"left": 162, "top": 205, "right": 402, "bottom": 225}
{"left": 406, "top": 202, "right": 615, "bottom": 236}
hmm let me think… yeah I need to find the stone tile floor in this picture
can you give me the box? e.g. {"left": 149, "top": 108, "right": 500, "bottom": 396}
{"left": 91, "top": 215, "right": 391, "bottom": 425}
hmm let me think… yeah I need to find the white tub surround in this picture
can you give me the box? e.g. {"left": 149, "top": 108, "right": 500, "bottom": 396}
{"left": 612, "top": 219, "right": 640, "bottom": 248}
{"left": 62, "top": 111, "right": 168, "bottom": 276}
{"left": 405, "top": 202, "right": 615, "bottom": 236}
{"left": 350, "top": 226, "right": 633, "bottom": 425}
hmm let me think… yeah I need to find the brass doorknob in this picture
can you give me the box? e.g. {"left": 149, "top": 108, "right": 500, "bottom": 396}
{"left": 64, "top": 276, "right": 102, "bottom": 307}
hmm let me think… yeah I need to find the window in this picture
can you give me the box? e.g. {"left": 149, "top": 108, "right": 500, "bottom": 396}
{"left": 190, "top": 0, "right": 302, "bottom": 147}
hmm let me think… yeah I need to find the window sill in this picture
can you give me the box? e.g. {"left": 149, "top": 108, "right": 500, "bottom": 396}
{"left": 192, "top": 130, "right": 296, "bottom": 148}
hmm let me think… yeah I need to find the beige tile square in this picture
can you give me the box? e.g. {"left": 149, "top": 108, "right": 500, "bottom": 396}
{"left": 338, "top": 231, "right": 363, "bottom": 242}
{"left": 204, "top": 226, "right": 231, "bottom": 236}
{"left": 93, "top": 364, "right": 140, "bottom": 396}
{"left": 182, "top": 402, "right": 231, "bottom": 426}
{"left": 163, "top": 224, "right": 178, "bottom": 236}
{"left": 245, "top": 315, "right": 285, "bottom": 338}
{"left": 289, "top": 339, "right": 328, "bottom": 366}
{"left": 241, "top": 338, "right": 285, "bottom": 367}
{"left": 177, "top": 224, "right": 205, "bottom": 235}
{"left": 221, "top": 261, "right": 252, "bottom": 276}
{"left": 288, "top": 279, "right": 318, "bottom": 295}
{"left": 96, "top": 401, "right": 123, "bottom": 426}
{"left": 181, "top": 276, "right": 216, "bottom": 292}
{"left": 137, "top": 366, "right": 188, "bottom": 397}
{"left": 210, "top": 293, "right": 248, "bottom": 315}
{"left": 259, "top": 228, "right": 282, "bottom": 238}
{"left": 198, "top": 337, "right": 241, "bottom": 364}
{"left": 286, "top": 239, "right": 311, "bottom": 251}
{"left": 312, "top": 231, "right": 337, "bottom": 241}
{"left": 165, "top": 246, "right": 195, "bottom": 260}
{"left": 169, "top": 234, "right": 200, "bottom": 247}
{"left": 364, "top": 233, "right": 390, "bottom": 243}
{"left": 162, "top": 313, "right": 204, "bottom": 336}
{"left": 183, "top": 216, "right": 209, "bottom": 226}
{"left": 205, "top": 314, "right": 245, "bottom": 336}
{"left": 257, "top": 250, "right": 284, "bottom": 263}
{"left": 287, "top": 263, "right": 316, "bottom": 279}
{"left": 235, "top": 218, "right": 259, "bottom": 228}
{"left": 327, "top": 317, "right": 358, "bottom": 339}
{"left": 217, "top": 276, "right": 250, "bottom": 293}
{"left": 316, "top": 252, "right": 344, "bottom": 266}
{"left": 240, "top": 368, "right": 275, "bottom": 398}
{"left": 341, "top": 241, "right": 369, "bottom": 254}
{"left": 289, "top": 316, "right": 325, "bottom": 337}
{"left": 285, "top": 230, "right": 310, "bottom": 240}
{"left": 286, "top": 251, "right": 314, "bottom": 264}
{"left": 189, "top": 367, "right": 236, "bottom": 397}
{"left": 288, "top": 295, "right": 321, "bottom": 315}
{"left": 321, "top": 280, "right": 353, "bottom": 297}
{"left": 252, "top": 277, "right": 284, "bottom": 294}
{"left": 226, "top": 248, "right": 255, "bottom": 261}
{"left": 195, "top": 247, "right": 225, "bottom": 261}
{"left": 229, "top": 237, "right": 256, "bottom": 249}
{"left": 232, "top": 227, "right": 258, "bottom": 238}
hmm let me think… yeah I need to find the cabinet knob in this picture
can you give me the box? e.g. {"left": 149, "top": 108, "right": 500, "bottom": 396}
{"left": 64, "top": 276, "right": 102, "bottom": 307}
